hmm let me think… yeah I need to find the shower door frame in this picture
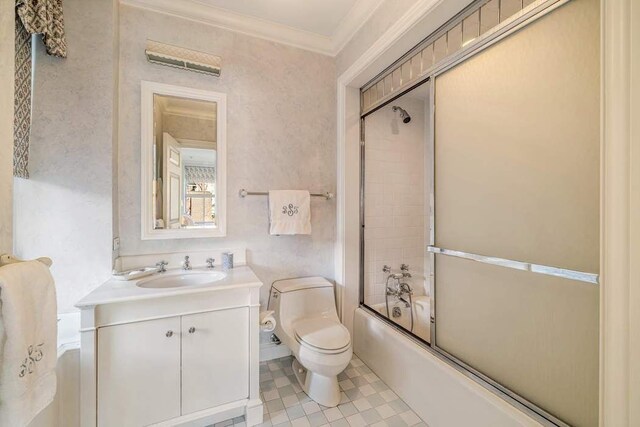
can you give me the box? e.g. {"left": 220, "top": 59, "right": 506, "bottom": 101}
{"left": 357, "top": 0, "right": 592, "bottom": 425}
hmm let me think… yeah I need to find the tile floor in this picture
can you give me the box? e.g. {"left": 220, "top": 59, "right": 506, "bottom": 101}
{"left": 212, "top": 355, "right": 427, "bottom": 427}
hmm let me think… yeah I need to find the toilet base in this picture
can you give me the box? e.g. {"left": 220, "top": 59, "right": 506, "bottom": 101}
{"left": 292, "top": 358, "right": 341, "bottom": 407}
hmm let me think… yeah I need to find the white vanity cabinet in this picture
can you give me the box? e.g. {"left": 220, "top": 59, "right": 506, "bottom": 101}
{"left": 97, "top": 308, "right": 249, "bottom": 426}
{"left": 98, "top": 316, "right": 182, "bottom": 426}
{"left": 77, "top": 266, "right": 263, "bottom": 427}
{"left": 181, "top": 308, "right": 249, "bottom": 414}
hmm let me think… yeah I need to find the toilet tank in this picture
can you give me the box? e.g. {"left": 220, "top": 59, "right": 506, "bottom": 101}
{"left": 268, "top": 277, "right": 338, "bottom": 327}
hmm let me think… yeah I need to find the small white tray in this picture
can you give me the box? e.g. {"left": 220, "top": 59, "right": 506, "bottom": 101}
{"left": 112, "top": 267, "right": 158, "bottom": 281}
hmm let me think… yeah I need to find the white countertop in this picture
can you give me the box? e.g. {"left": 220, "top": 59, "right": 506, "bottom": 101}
{"left": 75, "top": 265, "right": 262, "bottom": 308}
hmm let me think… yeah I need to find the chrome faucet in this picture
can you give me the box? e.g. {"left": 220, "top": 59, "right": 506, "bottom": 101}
{"left": 156, "top": 260, "right": 168, "bottom": 273}
{"left": 399, "top": 282, "right": 413, "bottom": 295}
{"left": 206, "top": 258, "right": 215, "bottom": 269}
{"left": 385, "top": 264, "right": 414, "bottom": 308}
{"left": 182, "top": 256, "right": 192, "bottom": 270}
{"left": 385, "top": 286, "right": 412, "bottom": 307}
{"left": 401, "top": 264, "right": 412, "bottom": 278}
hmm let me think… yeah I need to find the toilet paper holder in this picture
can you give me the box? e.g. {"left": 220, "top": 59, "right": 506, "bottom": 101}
{"left": 260, "top": 310, "right": 277, "bottom": 333}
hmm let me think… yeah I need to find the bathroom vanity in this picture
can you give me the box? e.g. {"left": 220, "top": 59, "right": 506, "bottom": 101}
{"left": 76, "top": 266, "right": 263, "bottom": 427}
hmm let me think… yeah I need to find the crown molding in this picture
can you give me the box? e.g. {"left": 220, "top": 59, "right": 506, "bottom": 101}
{"left": 121, "top": 0, "right": 333, "bottom": 55}
{"left": 331, "top": 0, "right": 386, "bottom": 55}
{"left": 120, "top": 0, "right": 385, "bottom": 57}
{"left": 162, "top": 108, "right": 216, "bottom": 121}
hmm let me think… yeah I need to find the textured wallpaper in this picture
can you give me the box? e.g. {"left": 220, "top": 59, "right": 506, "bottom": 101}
{"left": 118, "top": 5, "right": 337, "bottom": 306}
{"left": 13, "top": 0, "right": 117, "bottom": 312}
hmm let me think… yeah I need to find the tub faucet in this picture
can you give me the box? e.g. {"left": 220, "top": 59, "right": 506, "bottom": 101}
{"left": 387, "top": 287, "right": 411, "bottom": 307}
{"left": 399, "top": 282, "right": 413, "bottom": 295}
{"left": 182, "top": 256, "right": 192, "bottom": 270}
{"left": 401, "top": 264, "right": 412, "bottom": 278}
{"left": 387, "top": 281, "right": 413, "bottom": 308}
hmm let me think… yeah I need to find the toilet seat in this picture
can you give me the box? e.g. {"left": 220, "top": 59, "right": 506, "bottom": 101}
{"left": 294, "top": 318, "right": 351, "bottom": 354}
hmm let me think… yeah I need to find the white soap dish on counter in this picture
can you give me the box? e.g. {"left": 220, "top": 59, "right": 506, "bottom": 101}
{"left": 111, "top": 267, "right": 158, "bottom": 281}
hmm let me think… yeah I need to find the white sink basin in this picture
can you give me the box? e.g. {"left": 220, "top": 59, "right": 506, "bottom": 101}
{"left": 137, "top": 271, "right": 227, "bottom": 289}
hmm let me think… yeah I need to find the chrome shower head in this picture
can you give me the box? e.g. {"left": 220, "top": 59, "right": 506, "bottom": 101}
{"left": 392, "top": 106, "right": 411, "bottom": 123}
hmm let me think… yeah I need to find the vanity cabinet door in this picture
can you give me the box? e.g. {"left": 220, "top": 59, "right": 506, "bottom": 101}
{"left": 97, "top": 317, "right": 181, "bottom": 427}
{"left": 181, "top": 307, "right": 249, "bottom": 415}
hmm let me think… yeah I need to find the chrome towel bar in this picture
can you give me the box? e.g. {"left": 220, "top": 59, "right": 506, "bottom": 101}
{"left": 238, "top": 189, "right": 334, "bottom": 200}
{"left": 427, "top": 246, "right": 599, "bottom": 285}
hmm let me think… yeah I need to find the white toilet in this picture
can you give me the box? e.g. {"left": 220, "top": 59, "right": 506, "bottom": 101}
{"left": 268, "top": 277, "right": 352, "bottom": 407}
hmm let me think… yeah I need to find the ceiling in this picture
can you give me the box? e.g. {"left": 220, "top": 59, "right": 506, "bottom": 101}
{"left": 197, "top": 0, "right": 359, "bottom": 37}
{"left": 182, "top": 148, "right": 216, "bottom": 166}
{"left": 121, "top": 0, "right": 385, "bottom": 55}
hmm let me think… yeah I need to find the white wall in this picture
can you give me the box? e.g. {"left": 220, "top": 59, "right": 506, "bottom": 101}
{"left": 111, "top": 1, "right": 120, "bottom": 264}
{"left": 117, "top": 5, "right": 337, "bottom": 306}
{"left": 0, "top": 0, "right": 14, "bottom": 253}
{"left": 13, "top": 0, "right": 118, "bottom": 312}
{"left": 336, "top": 0, "right": 422, "bottom": 77}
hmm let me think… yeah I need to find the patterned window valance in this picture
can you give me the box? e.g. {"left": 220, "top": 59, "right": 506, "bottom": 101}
{"left": 14, "top": 0, "right": 67, "bottom": 178}
{"left": 184, "top": 166, "right": 216, "bottom": 184}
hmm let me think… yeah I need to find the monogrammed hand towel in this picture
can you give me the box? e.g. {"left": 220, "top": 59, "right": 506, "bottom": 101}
{"left": 268, "top": 190, "right": 312, "bottom": 235}
{"left": 0, "top": 260, "right": 57, "bottom": 427}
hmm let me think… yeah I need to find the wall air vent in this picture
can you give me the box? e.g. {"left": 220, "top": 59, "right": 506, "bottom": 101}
{"left": 145, "top": 40, "right": 222, "bottom": 77}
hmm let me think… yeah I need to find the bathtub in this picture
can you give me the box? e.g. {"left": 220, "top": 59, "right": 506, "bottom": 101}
{"left": 370, "top": 294, "right": 431, "bottom": 343}
{"left": 28, "top": 313, "right": 80, "bottom": 427}
{"left": 353, "top": 308, "right": 543, "bottom": 427}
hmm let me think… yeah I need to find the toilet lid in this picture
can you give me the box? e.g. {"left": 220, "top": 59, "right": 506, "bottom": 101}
{"left": 294, "top": 318, "right": 351, "bottom": 352}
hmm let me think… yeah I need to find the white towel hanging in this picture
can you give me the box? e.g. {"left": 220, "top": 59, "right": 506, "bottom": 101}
{"left": 268, "top": 190, "right": 312, "bottom": 235}
{"left": 0, "top": 258, "right": 57, "bottom": 426}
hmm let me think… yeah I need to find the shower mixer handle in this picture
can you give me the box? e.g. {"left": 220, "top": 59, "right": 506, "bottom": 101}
{"left": 400, "top": 264, "right": 412, "bottom": 278}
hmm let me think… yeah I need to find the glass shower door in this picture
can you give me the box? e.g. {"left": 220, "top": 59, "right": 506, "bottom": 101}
{"left": 431, "top": 0, "right": 600, "bottom": 425}
{"left": 361, "top": 83, "right": 432, "bottom": 343}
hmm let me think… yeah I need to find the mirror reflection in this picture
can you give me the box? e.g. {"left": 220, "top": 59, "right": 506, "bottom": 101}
{"left": 152, "top": 94, "right": 217, "bottom": 229}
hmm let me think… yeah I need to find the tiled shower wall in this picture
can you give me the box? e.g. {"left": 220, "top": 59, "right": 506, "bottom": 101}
{"left": 363, "top": 94, "right": 430, "bottom": 306}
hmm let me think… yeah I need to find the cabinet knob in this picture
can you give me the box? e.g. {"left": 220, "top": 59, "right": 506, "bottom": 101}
{"left": 188, "top": 327, "right": 196, "bottom": 334}
{"left": 166, "top": 330, "right": 174, "bottom": 338}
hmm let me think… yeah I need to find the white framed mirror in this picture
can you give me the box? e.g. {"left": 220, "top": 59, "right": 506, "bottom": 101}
{"left": 141, "top": 81, "right": 226, "bottom": 239}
